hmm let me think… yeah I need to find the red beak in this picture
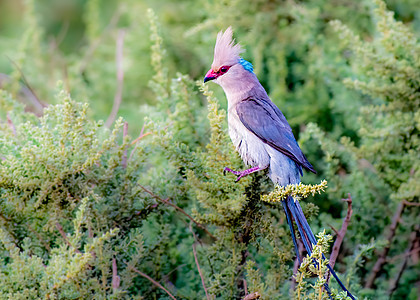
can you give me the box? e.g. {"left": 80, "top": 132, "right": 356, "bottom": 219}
{"left": 204, "top": 69, "right": 217, "bottom": 83}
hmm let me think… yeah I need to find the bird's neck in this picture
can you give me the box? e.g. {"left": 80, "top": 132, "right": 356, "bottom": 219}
{"left": 221, "top": 75, "right": 268, "bottom": 109}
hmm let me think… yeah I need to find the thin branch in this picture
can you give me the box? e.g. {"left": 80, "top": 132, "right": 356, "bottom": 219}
{"left": 189, "top": 223, "right": 210, "bottom": 300}
{"left": 328, "top": 224, "right": 339, "bottom": 236}
{"left": 138, "top": 184, "right": 217, "bottom": 241}
{"left": 402, "top": 200, "right": 420, "bottom": 207}
{"left": 0, "top": 70, "right": 45, "bottom": 116}
{"left": 6, "top": 112, "right": 16, "bottom": 135}
{"left": 128, "top": 124, "right": 149, "bottom": 163}
{"left": 106, "top": 29, "right": 126, "bottom": 128}
{"left": 365, "top": 200, "right": 406, "bottom": 288}
{"left": 243, "top": 279, "right": 248, "bottom": 295}
{"left": 388, "top": 247, "right": 420, "bottom": 262}
{"left": 162, "top": 264, "right": 187, "bottom": 281}
{"left": 6, "top": 58, "right": 45, "bottom": 113}
{"left": 388, "top": 227, "right": 419, "bottom": 297}
{"left": 112, "top": 257, "right": 121, "bottom": 290}
{"left": 55, "top": 222, "right": 81, "bottom": 253}
{"left": 27, "top": 225, "right": 51, "bottom": 252}
{"left": 291, "top": 239, "right": 304, "bottom": 291}
{"left": 128, "top": 265, "right": 177, "bottom": 300}
{"left": 193, "top": 243, "right": 210, "bottom": 299}
{"left": 130, "top": 131, "right": 152, "bottom": 145}
{"left": 327, "top": 193, "right": 353, "bottom": 284}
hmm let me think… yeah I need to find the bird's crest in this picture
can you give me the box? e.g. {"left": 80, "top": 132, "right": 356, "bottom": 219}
{"left": 212, "top": 27, "right": 243, "bottom": 70}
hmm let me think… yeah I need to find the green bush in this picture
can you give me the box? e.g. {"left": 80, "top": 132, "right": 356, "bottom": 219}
{"left": 0, "top": 0, "right": 418, "bottom": 299}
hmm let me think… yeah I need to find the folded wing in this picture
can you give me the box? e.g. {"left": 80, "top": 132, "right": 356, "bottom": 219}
{"left": 236, "top": 97, "right": 316, "bottom": 174}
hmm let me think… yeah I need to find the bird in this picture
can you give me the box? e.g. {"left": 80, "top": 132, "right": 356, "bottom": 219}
{"left": 204, "top": 27, "right": 355, "bottom": 299}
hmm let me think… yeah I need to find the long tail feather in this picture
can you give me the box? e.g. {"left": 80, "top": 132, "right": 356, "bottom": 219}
{"left": 282, "top": 201, "right": 301, "bottom": 263}
{"left": 284, "top": 196, "right": 356, "bottom": 300}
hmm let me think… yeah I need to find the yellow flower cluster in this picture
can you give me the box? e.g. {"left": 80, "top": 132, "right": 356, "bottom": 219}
{"left": 261, "top": 180, "right": 328, "bottom": 203}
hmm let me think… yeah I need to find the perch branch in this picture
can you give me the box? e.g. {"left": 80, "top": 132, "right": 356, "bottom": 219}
{"left": 105, "top": 29, "right": 126, "bottom": 128}
{"left": 365, "top": 200, "right": 405, "bottom": 288}
{"left": 138, "top": 184, "right": 216, "bottom": 240}
{"left": 327, "top": 193, "right": 353, "bottom": 284}
{"left": 128, "top": 265, "right": 177, "bottom": 300}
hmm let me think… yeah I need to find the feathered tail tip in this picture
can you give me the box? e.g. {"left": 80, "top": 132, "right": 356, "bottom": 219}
{"left": 284, "top": 196, "right": 356, "bottom": 300}
{"left": 212, "top": 26, "right": 244, "bottom": 69}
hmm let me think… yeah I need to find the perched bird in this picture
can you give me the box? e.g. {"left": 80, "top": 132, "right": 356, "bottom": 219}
{"left": 204, "top": 27, "right": 355, "bottom": 299}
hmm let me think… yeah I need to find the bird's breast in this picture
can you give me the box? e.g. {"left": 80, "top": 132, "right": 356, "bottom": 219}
{"left": 228, "top": 110, "right": 270, "bottom": 168}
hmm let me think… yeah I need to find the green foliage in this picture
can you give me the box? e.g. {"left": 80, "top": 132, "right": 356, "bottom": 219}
{"left": 0, "top": 0, "right": 418, "bottom": 299}
{"left": 294, "top": 231, "right": 333, "bottom": 300}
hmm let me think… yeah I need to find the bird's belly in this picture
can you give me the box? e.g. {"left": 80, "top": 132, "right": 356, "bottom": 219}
{"left": 228, "top": 115, "right": 270, "bottom": 167}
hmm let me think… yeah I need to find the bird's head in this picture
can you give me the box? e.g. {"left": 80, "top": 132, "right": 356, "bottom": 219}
{"left": 204, "top": 27, "right": 254, "bottom": 90}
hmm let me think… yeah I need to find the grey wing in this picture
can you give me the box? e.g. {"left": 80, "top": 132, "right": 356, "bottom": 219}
{"left": 236, "top": 98, "right": 316, "bottom": 174}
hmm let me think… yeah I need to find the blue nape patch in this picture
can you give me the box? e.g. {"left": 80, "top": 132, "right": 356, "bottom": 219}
{"left": 239, "top": 58, "right": 254, "bottom": 73}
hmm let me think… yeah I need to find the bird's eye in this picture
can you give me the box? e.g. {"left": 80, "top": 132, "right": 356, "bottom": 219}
{"left": 220, "top": 66, "right": 228, "bottom": 73}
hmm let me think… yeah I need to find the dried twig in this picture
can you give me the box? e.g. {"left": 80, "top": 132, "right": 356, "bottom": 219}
{"left": 189, "top": 223, "right": 210, "bottom": 299}
{"left": 6, "top": 112, "right": 16, "bottom": 135}
{"left": 388, "top": 227, "right": 420, "bottom": 297}
{"left": 365, "top": 200, "right": 405, "bottom": 288}
{"left": 112, "top": 257, "right": 121, "bottom": 290}
{"left": 128, "top": 265, "right": 177, "bottom": 300}
{"left": 0, "top": 71, "right": 44, "bottom": 116}
{"left": 327, "top": 193, "right": 353, "bottom": 284}
{"left": 291, "top": 239, "right": 304, "bottom": 291}
{"left": 138, "top": 184, "right": 216, "bottom": 240}
{"left": 106, "top": 29, "right": 126, "bottom": 128}
{"left": 55, "top": 222, "right": 81, "bottom": 253}
{"left": 243, "top": 292, "right": 261, "bottom": 300}
{"left": 388, "top": 247, "right": 420, "bottom": 262}
{"left": 328, "top": 224, "right": 339, "bottom": 236}
{"left": 193, "top": 242, "right": 210, "bottom": 299}
{"left": 127, "top": 124, "right": 151, "bottom": 163}
{"left": 130, "top": 131, "right": 152, "bottom": 145}
{"left": 27, "top": 225, "right": 51, "bottom": 252}
{"left": 6, "top": 58, "right": 45, "bottom": 114}
{"left": 402, "top": 200, "right": 420, "bottom": 207}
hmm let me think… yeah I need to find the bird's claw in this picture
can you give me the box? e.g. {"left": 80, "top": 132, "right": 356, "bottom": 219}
{"left": 235, "top": 175, "right": 243, "bottom": 182}
{"left": 223, "top": 167, "right": 244, "bottom": 182}
{"left": 223, "top": 167, "right": 228, "bottom": 176}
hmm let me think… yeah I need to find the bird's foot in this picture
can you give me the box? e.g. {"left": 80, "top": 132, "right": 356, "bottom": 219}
{"left": 223, "top": 166, "right": 263, "bottom": 182}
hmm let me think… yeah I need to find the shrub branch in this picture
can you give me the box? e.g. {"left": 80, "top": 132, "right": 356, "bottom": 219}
{"left": 327, "top": 193, "right": 353, "bottom": 284}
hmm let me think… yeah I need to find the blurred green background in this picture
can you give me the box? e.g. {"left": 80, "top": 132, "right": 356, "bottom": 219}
{"left": 0, "top": 0, "right": 418, "bottom": 135}
{"left": 0, "top": 0, "right": 419, "bottom": 299}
